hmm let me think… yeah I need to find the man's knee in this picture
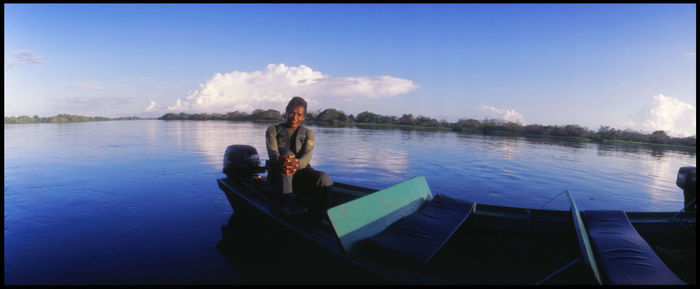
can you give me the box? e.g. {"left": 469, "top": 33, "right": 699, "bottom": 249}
{"left": 315, "top": 171, "right": 333, "bottom": 188}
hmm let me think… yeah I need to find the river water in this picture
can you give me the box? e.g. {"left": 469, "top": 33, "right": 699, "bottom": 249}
{"left": 4, "top": 120, "right": 696, "bottom": 284}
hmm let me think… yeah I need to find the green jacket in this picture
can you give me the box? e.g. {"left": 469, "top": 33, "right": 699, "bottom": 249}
{"left": 265, "top": 123, "right": 315, "bottom": 169}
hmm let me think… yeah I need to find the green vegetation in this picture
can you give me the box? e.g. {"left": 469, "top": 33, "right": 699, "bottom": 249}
{"left": 4, "top": 114, "right": 150, "bottom": 124}
{"left": 159, "top": 108, "right": 696, "bottom": 148}
{"left": 158, "top": 109, "right": 282, "bottom": 122}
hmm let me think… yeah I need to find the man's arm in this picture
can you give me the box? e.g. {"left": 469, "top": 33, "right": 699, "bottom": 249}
{"left": 265, "top": 126, "right": 280, "bottom": 166}
{"left": 296, "top": 129, "right": 314, "bottom": 169}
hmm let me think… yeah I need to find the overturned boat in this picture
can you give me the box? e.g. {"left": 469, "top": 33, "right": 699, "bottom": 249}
{"left": 216, "top": 144, "right": 696, "bottom": 284}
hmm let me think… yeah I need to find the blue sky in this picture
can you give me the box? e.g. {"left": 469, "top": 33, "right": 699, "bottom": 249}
{"left": 4, "top": 4, "right": 696, "bottom": 136}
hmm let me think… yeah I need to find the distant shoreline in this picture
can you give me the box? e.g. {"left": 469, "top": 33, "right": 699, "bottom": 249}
{"left": 157, "top": 110, "right": 696, "bottom": 149}
{"left": 4, "top": 114, "right": 154, "bottom": 125}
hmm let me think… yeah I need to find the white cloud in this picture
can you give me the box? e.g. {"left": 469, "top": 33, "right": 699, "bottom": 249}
{"left": 145, "top": 101, "right": 157, "bottom": 112}
{"left": 6, "top": 49, "right": 46, "bottom": 68}
{"left": 628, "top": 94, "right": 696, "bottom": 137}
{"left": 167, "top": 63, "right": 418, "bottom": 113}
{"left": 481, "top": 105, "right": 525, "bottom": 124}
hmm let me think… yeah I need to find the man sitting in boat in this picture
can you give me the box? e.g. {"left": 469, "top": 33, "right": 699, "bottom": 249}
{"left": 265, "top": 96, "right": 333, "bottom": 219}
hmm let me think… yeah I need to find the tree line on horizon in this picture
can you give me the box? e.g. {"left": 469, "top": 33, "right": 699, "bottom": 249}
{"left": 4, "top": 114, "right": 147, "bottom": 124}
{"left": 158, "top": 108, "right": 696, "bottom": 148}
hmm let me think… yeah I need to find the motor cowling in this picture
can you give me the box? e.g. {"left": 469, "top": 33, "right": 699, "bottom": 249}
{"left": 676, "top": 166, "right": 696, "bottom": 211}
{"left": 223, "top": 145, "right": 266, "bottom": 178}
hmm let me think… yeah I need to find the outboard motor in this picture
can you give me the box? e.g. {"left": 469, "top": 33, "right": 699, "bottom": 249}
{"left": 223, "top": 145, "right": 266, "bottom": 179}
{"left": 676, "top": 166, "right": 696, "bottom": 211}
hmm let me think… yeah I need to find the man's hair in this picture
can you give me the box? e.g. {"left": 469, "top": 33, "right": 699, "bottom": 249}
{"left": 286, "top": 96, "right": 307, "bottom": 114}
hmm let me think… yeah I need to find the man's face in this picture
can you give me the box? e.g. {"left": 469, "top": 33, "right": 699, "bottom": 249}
{"left": 287, "top": 105, "right": 305, "bottom": 129}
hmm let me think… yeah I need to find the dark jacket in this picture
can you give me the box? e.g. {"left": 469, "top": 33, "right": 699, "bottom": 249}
{"left": 265, "top": 123, "right": 315, "bottom": 169}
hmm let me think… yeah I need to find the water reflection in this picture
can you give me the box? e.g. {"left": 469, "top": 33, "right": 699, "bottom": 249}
{"left": 146, "top": 120, "right": 158, "bottom": 148}
{"left": 650, "top": 147, "right": 665, "bottom": 159}
{"left": 184, "top": 121, "right": 269, "bottom": 171}
{"left": 596, "top": 142, "right": 696, "bottom": 159}
{"left": 314, "top": 126, "right": 410, "bottom": 181}
{"left": 643, "top": 155, "right": 679, "bottom": 210}
{"left": 597, "top": 143, "right": 640, "bottom": 157}
{"left": 521, "top": 137, "right": 587, "bottom": 150}
{"left": 486, "top": 135, "right": 523, "bottom": 161}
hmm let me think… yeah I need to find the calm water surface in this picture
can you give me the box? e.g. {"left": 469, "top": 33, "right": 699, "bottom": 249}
{"left": 4, "top": 120, "right": 696, "bottom": 284}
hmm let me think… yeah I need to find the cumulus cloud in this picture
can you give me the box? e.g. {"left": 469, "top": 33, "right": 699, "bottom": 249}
{"left": 6, "top": 49, "right": 46, "bottom": 68}
{"left": 145, "top": 101, "right": 158, "bottom": 112}
{"left": 628, "top": 94, "right": 696, "bottom": 137}
{"left": 167, "top": 63, "right": 418, "bottom": 112}
{"left": 481, "top": 105, "right": 525, "bottom": 124}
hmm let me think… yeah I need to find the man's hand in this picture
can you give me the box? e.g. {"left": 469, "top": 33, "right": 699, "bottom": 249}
{"left": 285, "top": 158, "right": 299, "bottom": 176}
{"left": 278, "top": 154, "right": 300, "bottom": 176}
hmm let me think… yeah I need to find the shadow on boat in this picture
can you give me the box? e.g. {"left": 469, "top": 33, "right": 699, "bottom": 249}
{"left": 215, "top": 210, "right": 599, "bottom": 285}
{"left": 216, "top": 212, "right": 387, "bottom": 284}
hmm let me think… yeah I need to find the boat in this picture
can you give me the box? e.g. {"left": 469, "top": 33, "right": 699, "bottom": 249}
{"left": 216, "top": 144, "right": 696, "bottom": 284}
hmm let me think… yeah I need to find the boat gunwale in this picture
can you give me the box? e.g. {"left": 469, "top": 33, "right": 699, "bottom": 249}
{"left": 219, "top": 177, "right": 696, "bottom": 230}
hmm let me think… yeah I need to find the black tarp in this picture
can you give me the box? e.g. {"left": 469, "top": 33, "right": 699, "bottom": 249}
{"left": 582, "top": 210, "right": 686, "bottom": 285}
{"left": 362, "top": 194, "right": 475, "bottom": 265}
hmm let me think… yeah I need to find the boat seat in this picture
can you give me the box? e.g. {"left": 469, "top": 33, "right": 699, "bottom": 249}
{"left": 362, "top": 194, "right": 475, "bottom": 264}
{"left": 581, "top": 210, "right": 686, "bottom": 285}
{"left": 327, "top": 176, "right": 434, "bottom": 255}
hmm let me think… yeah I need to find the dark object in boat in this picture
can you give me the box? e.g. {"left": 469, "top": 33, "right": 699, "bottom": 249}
{"left": 677, "top": 166, "right": 696, "bottom": 211}
{"left": 223, "top": 144, "right": 266, "bottom": 178}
